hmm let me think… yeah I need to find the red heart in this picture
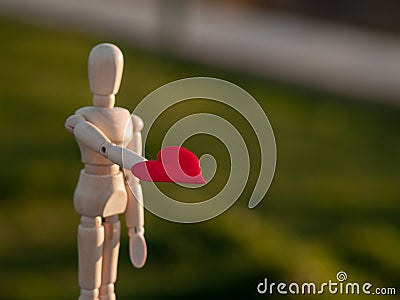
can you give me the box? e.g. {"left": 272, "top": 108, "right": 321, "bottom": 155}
{"left": 131, "top": 146, "right": 206, "bottom": 184}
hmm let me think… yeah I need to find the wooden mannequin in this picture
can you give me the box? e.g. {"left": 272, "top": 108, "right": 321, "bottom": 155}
{"left": 66, "top": 42, "right": 206, "bottom": 300}
{"left": 65, "top": 43, "right": 147, "bottom": 300}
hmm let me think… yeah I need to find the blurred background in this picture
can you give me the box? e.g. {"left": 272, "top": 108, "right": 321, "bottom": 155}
{"left": 0, "top": 0, "right": 399, "bottom": 299}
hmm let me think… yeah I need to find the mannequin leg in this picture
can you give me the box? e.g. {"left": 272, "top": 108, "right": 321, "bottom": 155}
{"left": 99, "top": 215, "right": 121, "bottom": 300}
{"left": 78, "top": 216, "right": 104, "bottom": 300}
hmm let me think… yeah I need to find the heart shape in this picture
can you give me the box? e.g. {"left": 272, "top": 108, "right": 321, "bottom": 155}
{"left": 131, "top": 146, "right": 206, "bottom": 184}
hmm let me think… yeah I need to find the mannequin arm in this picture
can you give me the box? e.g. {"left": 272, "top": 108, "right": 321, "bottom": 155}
{"left": 65, "top": 114, "right": 146, "bottom": 168}
{"left": 124, "top": 116, "right": 147, "bottom": 268}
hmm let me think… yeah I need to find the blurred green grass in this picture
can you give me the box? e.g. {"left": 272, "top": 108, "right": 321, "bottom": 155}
{"left": 0, "top": 17, "right": 399, "bottom": 300}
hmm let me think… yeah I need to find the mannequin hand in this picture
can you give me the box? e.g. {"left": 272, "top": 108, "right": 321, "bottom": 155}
{"left": 128, "top": 227, "right": 147, "bottom": 268}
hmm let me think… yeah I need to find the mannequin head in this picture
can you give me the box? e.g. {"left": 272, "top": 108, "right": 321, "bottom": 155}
{"left": 88, "top": 43, "right": 124, "bottom": 107}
